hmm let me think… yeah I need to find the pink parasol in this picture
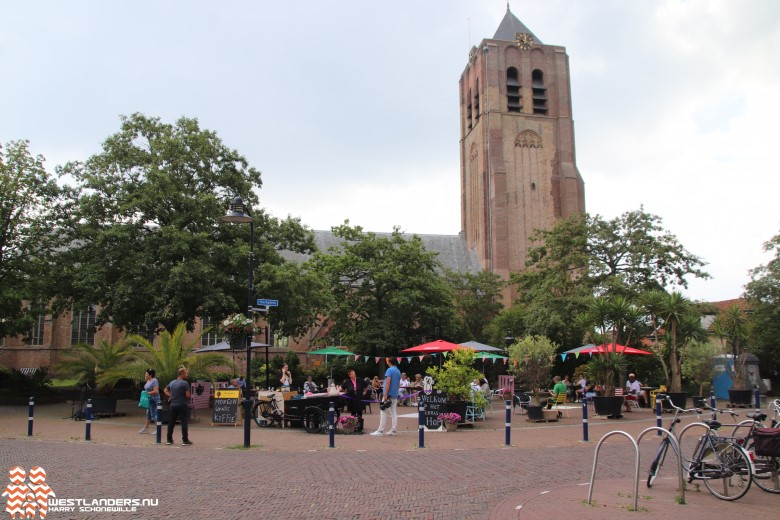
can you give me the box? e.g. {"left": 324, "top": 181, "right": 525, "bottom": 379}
{"left": 401, "top": 339, "right": 464, "bottom": 353}
{"left": 581, "top": 343, "right": 652, "bottom": 355}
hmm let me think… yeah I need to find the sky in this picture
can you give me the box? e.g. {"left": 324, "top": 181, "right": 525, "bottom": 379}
{"left": 2, "top": 0, "right": 779, "bottom": 303}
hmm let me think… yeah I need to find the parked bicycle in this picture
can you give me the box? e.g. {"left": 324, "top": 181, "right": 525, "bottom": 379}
{"left": 252, "top": 393, "right": 340, "bottom": 433}
{"left": 647, "top": 394, "right": 754, "bottom": 501}
{"left": 730, "top": 398, "right": 780, "bottom": 494}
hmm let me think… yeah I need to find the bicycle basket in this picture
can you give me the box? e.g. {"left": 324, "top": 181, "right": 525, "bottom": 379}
{"left": 753, "top": 427, "right": 780, "bottom": 457}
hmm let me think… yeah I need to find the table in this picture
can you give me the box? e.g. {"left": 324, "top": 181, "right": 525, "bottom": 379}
{"left": 640, "top": 387, "right": 656, "bottom": 408}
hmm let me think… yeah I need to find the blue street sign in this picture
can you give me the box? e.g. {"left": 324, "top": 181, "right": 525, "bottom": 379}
{"left": 256, "top": 298, "right": 279, "bottom": 307}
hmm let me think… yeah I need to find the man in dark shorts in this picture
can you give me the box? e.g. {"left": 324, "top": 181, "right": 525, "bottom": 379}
{"left": 164, "top": 367, "right": 192, "bottom": 446}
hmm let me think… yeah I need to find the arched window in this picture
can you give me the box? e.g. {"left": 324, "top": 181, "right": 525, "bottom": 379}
{"left": 532, "top": 69, "right": 547, "bottom": 114}
{"left": 467, "top": 87, "right": 473, "bottom": 129}
{"left": 506, "top": 67, "right": 521, "bottom": 112}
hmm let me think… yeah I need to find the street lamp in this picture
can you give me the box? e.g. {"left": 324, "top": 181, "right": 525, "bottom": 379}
{"left": 221, "top": 196, "right": 254, "bottom": 448}
{"left": 504, "top": 331, "right": 514, "bottom": 349}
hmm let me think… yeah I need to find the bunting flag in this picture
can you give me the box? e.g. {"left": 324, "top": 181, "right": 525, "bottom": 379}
{"left": 375, "top": 357, "right": 380, "bottom": 363}
{"left": 418, "top": 355, "right": 424, "bottom": 362}
{"left": 364, "top": 356, "right": 369, "bottom": 362}
{"left": 396, "top": 357, "right": 402, "bottom": 363}
{"left": 503, "top": 358, "right": 508, "bottom": 365}
{"left": 561, "top": 353, "right": 567, "bottom": 362}
{"left": 575, "top": 353, "right": 580, "bottom": 359}
{"left": 354, "top": 355, "right": 360, "bottom": 361}
{"left": 513, "top": 360, "right": 518, "bottom": 366}
{"left": 442, "top": 352, "right": 448, "bottom": 358}
{"left": 406, "top": 357, "right": 412, "bottom": 363}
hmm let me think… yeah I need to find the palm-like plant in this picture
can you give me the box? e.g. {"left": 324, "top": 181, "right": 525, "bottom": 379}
{"left": 712, "top": 305, "right": 750, "bottom": 389}
{"left": 98, "top": 322, "right": 232, "bottom": 392}
{"left": 54, "top": 340, "right": 134, "bottom": 390}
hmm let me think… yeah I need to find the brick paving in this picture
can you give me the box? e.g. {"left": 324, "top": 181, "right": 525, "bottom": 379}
{"left": 0, "top": 400, "right": 776, "bottom": 519}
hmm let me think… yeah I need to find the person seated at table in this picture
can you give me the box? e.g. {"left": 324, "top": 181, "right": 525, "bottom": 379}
{"left": 584, "top": 381, "right": 599, "bottom": 401}
{"left": 398, "top": 373, "right": 411, "bottom": 405}
{"left": 470, "top": 378, "right": 482, "bottom": 394}
{"left": 371, "top": 376, "right": 383, "bottom": 400}
{"left": 624, "top": 373, "right": 645, "bottom": 410}
{"left": 545, "top": 375, "right": 568, "bottom": 409}
{"left": 480, "top": 378, "right": 490, "bottom": 393}
{"left": 575, "top": 375, "right": 588, "bottom": 401}
{"left": 303, "top": 376, "right": 318, "bottom": 394}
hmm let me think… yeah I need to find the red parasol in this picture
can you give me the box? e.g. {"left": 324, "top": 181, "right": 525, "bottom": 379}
{"left": 581, "top": 343, "right": 652, "bottom": 355}
{"left": 401, "top": 340, "right": 464, "bottom": 353}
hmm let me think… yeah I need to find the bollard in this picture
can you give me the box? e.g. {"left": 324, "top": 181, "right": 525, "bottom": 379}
{"left": 85, "top": 399, "right": 93, "bottom": 441}
{"left": 505, "top": 400, "right": 511, "bottom": 446}
{"left": 155, "top": 400, "right": 163, "bottom": 444}
{"left": 754, "top": 384, "right": 761, "bottom": 415}
{"left": 28, "top": 397, "right": 34, "bottom": 437}
{"left": 655, "top": 398, "right": 662, "bottom": 435}
{"left": 418, "top": 401, "right": 425, "bottom": 449}
{"left": 328, "top": 401, "right": 335, "bottom": 448}
{"left": 709, "top": 391, "right": 717, "bottom": 421}
{"left": 582, "top": 398, "right": 588, "bottom": 442}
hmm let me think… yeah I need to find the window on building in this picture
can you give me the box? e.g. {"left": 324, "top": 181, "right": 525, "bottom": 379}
{"left": 466, "top": 88, "right": 473, "bottom": 130}
{"left": 474, "top": 79, "right": 480, "bottom": 121}
{"left": 27, "top": 315, "right": 45, "bottom": 346}
{"left": 506, "top": 67, "right": 521, "bottom": 112}
{"left": 532, "top": 69, "right": 548, "bottom": 114}
{"left": 71, "top": 305, "right": 96, "bottom": 345}
{"left": 201, "top": 317, "right": 220, "bottom": 346}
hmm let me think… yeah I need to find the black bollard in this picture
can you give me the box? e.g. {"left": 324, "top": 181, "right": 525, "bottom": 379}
{"left": 709, "top": 390, "right": 717, "bottom": 421}
{"left": 85, "top": 399, "right": 93, "bottom": 441}
{"left": 27, "top": 397, "right": 34, "bottom": 436}
{"left": 155, "top": 400, "right": 163, "bottom": 444}
{"left": 582, "top": 398, "right": 589, "bottom": 442}
{"left": 418, "top": 401, "right": 425, "bottom": 449}
{"left": 754, "top": 384, "right": 761, "bottom": 414}
{"left": 328, "top": 401, "right": 335, "bottom": 448}
{"left": 505, "top": 400, "right": 511, "bottom": 446}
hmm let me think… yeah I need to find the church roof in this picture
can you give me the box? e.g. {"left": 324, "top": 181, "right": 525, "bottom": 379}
{"left": 280, "top": 230, "right": 482, "bottom": 275}
{"left": 493, "top": 6, "right": 542, "bottom": 44}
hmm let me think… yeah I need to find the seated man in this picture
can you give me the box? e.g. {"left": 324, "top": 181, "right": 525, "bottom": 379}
{"left": 303, "top": 376, "right": 319, "bottom": 394}
{"left": 624, "top": 373, "right": 645, "bottom": 410}
{"left": 398, "top": 373, "right": 411, "bottom": 405}
{"left": 546, "top": 376, "right": 568, "bottom": 409}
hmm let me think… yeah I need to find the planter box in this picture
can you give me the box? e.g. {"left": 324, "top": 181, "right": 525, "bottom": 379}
{"left": 542, "top": 409, "right": 559, "bottom": 421}
{"left": 526, "top": 405, "right": 544, "bottom": 421}
{"left": 728, "top": 389, "right": 753, "bottom": 407}
{"left": 593, "top": 396, "right": 624, "bottom": 418}
{"left": 661, "top": 392, "right": 688, "bottom": 410}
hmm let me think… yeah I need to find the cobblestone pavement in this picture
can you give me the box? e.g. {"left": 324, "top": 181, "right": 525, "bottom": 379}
{"left": 0, "top": 401, "right": 776, "bottom": 519}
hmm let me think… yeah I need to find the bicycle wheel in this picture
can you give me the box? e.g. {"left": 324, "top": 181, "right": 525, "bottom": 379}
{"left": 746, "top": 440, "right": 780, "bottom": 493}
{"left": 701, "top": 443, "right": 752, "bottom": 501}
{"left": 647, "top": 438, "right": 670, "bottom": 488}
{"left": 253, "top": 401, "right": 276, "bottom": 428}
{"left": 303, "top": 408, "right": 326, "bottom": 434}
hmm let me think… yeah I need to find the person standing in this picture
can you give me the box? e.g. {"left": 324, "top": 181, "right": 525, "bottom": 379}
{"left": 280, "top": 364, "right": 292, "bottom": 390}
{"left": 370, "top": 358, "right": 400, "bottom": 436}
{"left": 340, "top": 368, "right": 366, "bottom": 433}
{"left": 139, "top": 369, "right": 159, "bottom": 434}
{"left": 164, "top": 367, "right": 192, "bottom": 446}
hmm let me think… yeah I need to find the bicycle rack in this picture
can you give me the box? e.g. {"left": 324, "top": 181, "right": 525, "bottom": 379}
{"left": 587, "top": 427, "right": 685, "bottom": 512}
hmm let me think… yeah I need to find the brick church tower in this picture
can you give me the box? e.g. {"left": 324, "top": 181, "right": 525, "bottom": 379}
{"left": 459, "top": 7, "right": 585, "bottom": 296}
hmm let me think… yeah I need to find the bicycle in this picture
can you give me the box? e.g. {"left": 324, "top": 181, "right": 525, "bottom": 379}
{"left": 731, "top": 398, "right": 780, "bottom": 494}
{"left": 647, "top": 395, "right": 754, "bottom": 500}
{"left": 252, "top": 393, "right": 340, "bottom": 433}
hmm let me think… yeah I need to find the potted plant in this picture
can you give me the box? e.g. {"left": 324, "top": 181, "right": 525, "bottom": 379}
{"left": 218, "top": 313, "right": 257, "bottom": 349}
{"left": 681, "top": 339, "right": 719, "bottom": 408}
{"left": 426, "top": 349, "right": 482, "bottom": 423}
{"left": 506, "top": 335, "right": 557, "bottom": 422}
{"left": 586, "top": 353, "right": 627, "bottom": 418}
{"left": 713, "top": 305, "right": 752, "bottom": 405}
{"left": 437, "top": 412, "right": 462, "bottom": 432}
{"left": 336, "top": 415, "right": 359, "bottom": 434}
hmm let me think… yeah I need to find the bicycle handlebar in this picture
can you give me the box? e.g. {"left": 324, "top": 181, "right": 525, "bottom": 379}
{"left": 655, "top": 394, "right": 701, "bottom": 415}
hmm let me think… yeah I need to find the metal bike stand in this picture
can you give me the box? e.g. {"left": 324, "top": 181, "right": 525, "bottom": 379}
{"left": 587, "top": 427, "right": 686, "bottom": 512}
{"left": 587, "top": 431, "right": 639, "bottom": 511}
{"left": 636, "top": 427, "right": 685, "bottom": 503}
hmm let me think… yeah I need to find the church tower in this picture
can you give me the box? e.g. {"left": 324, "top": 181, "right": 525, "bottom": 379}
{"left": 459, "top": 7, "right": 585, "bottom": 296}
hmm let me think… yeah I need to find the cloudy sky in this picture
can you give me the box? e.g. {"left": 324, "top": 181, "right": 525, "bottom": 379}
{"left": 3, "top": 0, "right": 779, "bottom": 303}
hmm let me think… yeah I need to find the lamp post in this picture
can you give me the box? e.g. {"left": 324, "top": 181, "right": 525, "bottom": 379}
{"left": 504, "top": 331, "right": 514, "bottom": 349}
{"left": 221, "top": 196, "right": 254, "bottom": 448}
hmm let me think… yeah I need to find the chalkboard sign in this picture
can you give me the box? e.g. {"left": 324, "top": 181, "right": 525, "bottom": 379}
{"left": 418, "top": 390, "right": 447, "bottom": 429}
{"left": 212, "top": 389, "right": 241, "bottom": 426}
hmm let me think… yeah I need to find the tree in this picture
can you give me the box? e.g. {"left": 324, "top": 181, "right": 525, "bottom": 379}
{"left": 98, "top": 322, "right": 231, "bottom": 390}
{"left": 0, "top": 140, "right": 69, "bottom": 338}
{"left": 681, "top": 339, "right": 721, "bottom": 396}
{"left": 507, "top": 335, "right": 558, "bottom": 405}
{"left": 445, "top": 270, "right": 505, "bottom": 342}
{"left": 53, "top": 114, "right": 315, "bottom": 333}
{"left": 309, "top": 223, "right": 456, "bottom": 356}
{"left": 744, "top": 231, "right": 780, "bottom": 387}
{"left": 426, "top": 348, "right": 482, "bottom": 403}
{"left": 712, "top": 305, "right": 750, "bottom": 390}
{"left": 53, "top": 340, "right": 134, "bottom": 389}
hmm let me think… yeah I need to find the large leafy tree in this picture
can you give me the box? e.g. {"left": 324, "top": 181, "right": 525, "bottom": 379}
{"left": 745, "top": 231, "right": 780, "bottom": 387}
{"left": 445, "top": 270, "right": 505, "bottom": 343}
{"left": 0, "top": 140, "right": 70, "bottom": 338}
{"left": 309, "top": 223, "right": 457, "bottom": 356}
{"left": 53, "top": 113, "right": 315, "bottom": 333}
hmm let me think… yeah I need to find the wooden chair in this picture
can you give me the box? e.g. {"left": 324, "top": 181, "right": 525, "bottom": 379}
{"left": 552, "top": 392, "right": 568, "bottom": 417}
{"left": 649, "top": 385, "right": 667, "bottom": 409}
